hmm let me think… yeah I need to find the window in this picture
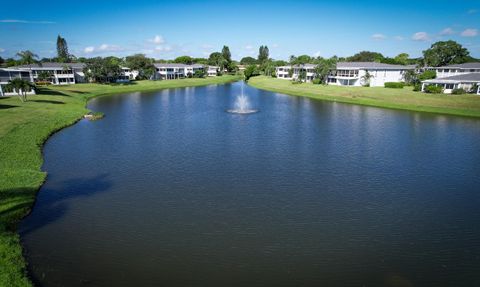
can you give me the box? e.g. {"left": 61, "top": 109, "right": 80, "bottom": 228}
{"left": 444, "top": 84, "right": 454, "bottom": 89}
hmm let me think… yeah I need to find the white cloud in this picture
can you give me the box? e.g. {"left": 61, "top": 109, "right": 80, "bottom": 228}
{"left": 201, "top": 44, "right": 213, "bottom": 49}
{"left": 0, "top": 19, "right": 55, "bottom": 24}
{"left": 271, "top": 43, "right": 279, "bottom": 48}
{"left": 371, "top": 33, "right": 386, "bottom": 40}
{"left": 439, "top": 28, "right": 455, "bottom": 35}
{"left": 394, "top": 36, "right": 405, "bottom": 41}
{"left": 467, "top": 9, "right": 477, "bottom": 14}
{"left": 313, "top": 51, "right": 321, "bottom": 57}
{"left": 83, "top": 44, "right": 123, "bottom": 54}
{"left": 461, "top": 28, "right": 478, "bottom": 37}
{"left": 245, "top": 45, "right": 254, "bottom": 50}
{"left": 0, "top": 48, "right": 5, "bottom": 53}
{"left": 154, "top": 45, "right": 172, "bottom": 52}
{"left": 412, "top": 32, "right": 430, "bottom": 41}
{"left": 148, "top": 35, "right": 165, "bottom": 44}
{"left": 84, "top": 46, "right": 95, "bottom": 53}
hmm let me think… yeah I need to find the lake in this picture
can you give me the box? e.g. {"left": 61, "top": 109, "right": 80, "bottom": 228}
{"left": 20, "top": 81, "right": 480, "bottom": 286}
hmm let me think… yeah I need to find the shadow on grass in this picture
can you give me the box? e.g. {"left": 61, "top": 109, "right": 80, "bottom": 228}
{"left": 30, "top": 100, "right": 65, "bottom": 105}
{"left": 107, "top": 81, "right": 138, "bottom": 86}
{"left": 17, "top": 173, "right": 112, "bottom": 236}
{"left": 35, "top": 89, "right": 71, "bottom": 97}
{"left": 0, "top": 104, "right": 18, "bottom": 109}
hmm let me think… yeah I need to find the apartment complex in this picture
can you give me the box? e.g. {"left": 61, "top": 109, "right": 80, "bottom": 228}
{"left": 421, "top": 62, "right": 480, "bottom": 94}
{"left": 12, "top": 62, "right": 86, "bottom": 85}
{"left": 153, "top": 63, "right": 218, "bottom": 80}
{"left": 0, "top": 68, "right": 35, "bottom": 97}
{"left": 275, "top": 62, "right": 415, "bottom": 87}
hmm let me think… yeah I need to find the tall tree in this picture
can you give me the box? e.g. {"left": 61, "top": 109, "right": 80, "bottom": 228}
{"left": 422, "top": 40, "right": 470, "bottom": 67}
{"left": 208, "top": 52, "right": 225, "bottom": 68}
{"left": 56, "top": 35, "right": 69, "bottom": 62}
{"left": 16, "top": 50, "right": 38, "bottom": 65}
{"left": 258, "top": 45, "right": 269, "bottom": 65}
{"left": 6, "top": 78, "right": 34, "bottom": 102}
{"left": 221, "top": 45, "right": 233, "bottom": 72}
{"left": 347, "top": 51, "right": 384, "bottom": 62}
{"left": 394, "top": 53, "right": 409, "bottom": 65}
{"left": 125, "top": 54, "right": 155, "bottom": 80}
{"left": 314, "top": 57, "right": 337, "bottom": 84}
{"left": 174, "top": 56, "right": 193, "bottom": 65}
{"left": 240, "top": 57, "right": 256, "bottom": 65}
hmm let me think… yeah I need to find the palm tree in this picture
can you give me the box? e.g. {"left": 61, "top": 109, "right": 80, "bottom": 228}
{"left": 16, "top": 50, "right": 39, "bottom": 65}
{"left": 7, "top": 78, "right": 34, "bottom": 102}
{"left": 361, "top": 71, "right": 373, "bottom": 86}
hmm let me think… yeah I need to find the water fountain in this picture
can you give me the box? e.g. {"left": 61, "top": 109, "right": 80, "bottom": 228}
{"left": 227, "top": 82, "right": 258, "bottom": 114}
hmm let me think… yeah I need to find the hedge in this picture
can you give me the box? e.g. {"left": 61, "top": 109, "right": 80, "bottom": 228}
{"left": 384, "top": 82, "right": 404, "bottom": 89}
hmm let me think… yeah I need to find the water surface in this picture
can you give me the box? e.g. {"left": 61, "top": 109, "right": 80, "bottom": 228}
{"left": 20, "top": 82, "right": 480, "bottom": 286}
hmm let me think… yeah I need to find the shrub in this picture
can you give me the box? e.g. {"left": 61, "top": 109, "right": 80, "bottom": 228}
{"left": 312, "top": 78, "right": 322, "bottom": 85}
{"left": 35, "top": 81, "right": 51, "bottom": 86}
{"left": 413, "top": 83, "right": 422, "bottom": 92}
{"left": 469, "top": 84, "right": 479, "bottom": 94}
{"left": 451, "top": 88, "right": 466, "bottom": 95}
{"left": 418, "top": 70, "right": 436, "bottom": 81}
{"left": 384, "top": 82, "right": 404, "bottom": 88}
{"left": 424, "top": 85, "right": 443, "bottom": 94}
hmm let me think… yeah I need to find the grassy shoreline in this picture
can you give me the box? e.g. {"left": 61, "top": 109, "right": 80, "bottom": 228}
{"left": 0, "top": 75, "right": 242, "bottom": 286}
{"left": 248, "top": 76, "right": 480, "bottom": 118}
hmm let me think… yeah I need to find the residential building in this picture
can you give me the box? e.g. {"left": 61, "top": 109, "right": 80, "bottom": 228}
{"left": 0, "top": 68, "right": 35, "bottom": 97}
{"left": 153, "top": 63, "right": 215, "bottom": 79}
{"left": 434, "top": 62, "right": 480, "bottom": 78}
{"left": 12, "top": 62, "right": 86, "bottom": 85}
{"left": 121, "top": 67, "right": 139, "bottom": 80}
{"left": 276, "top": 64, "right": 316, "bottom": 82}
{"left": 421, "top": 73, "right": 480, "bottom": 94}
{"left": 275, "top": 62, "right": 415, "bottom": 86}
{"left": 327, "top": 62, "right": 415, "bottom": 87}
{"left": 207, "top": 66, "right": 219, "bottom": 77}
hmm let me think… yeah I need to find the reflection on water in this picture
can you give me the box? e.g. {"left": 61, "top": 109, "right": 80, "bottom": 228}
{"left": 20, "top": 82, "right": 480, "bottom": 287}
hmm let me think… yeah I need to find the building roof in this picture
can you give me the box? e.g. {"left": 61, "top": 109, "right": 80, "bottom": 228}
{"left": 154, "top": 63, "right": 205, "bottom": 68}
{"left": 12, "top": 62, "right": 86, "bottom": 69}
{"left": 276, "top": 64, "right": 316, "bottom": 69}
{"left": 422, "top": 73, "right": 480, "bottom": 83}
{"left": 336, "top": 62, "right": 415, "bottom": 70}
{"left": 435, "top": 62, "right": 480, "bottom": 69}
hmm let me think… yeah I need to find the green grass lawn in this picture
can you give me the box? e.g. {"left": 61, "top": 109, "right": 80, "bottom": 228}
{"left": 248, "top": 76, "right": 480, "bottom": 117}
{"left": 0, "top": 75, "right": 241, "bottom": 287}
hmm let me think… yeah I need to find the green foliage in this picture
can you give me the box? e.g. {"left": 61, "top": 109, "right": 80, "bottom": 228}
{"left": 193, "top": 69, "right": 206, "bottom": 78}
{"left": 361, "top": 71, "right": 373, "bottom": 86}
{"left": 208, "top": 52, "right": 225, "bottom": 68}
{"left": 424, "top": 85, "right": 443, "bottom": 94}
{"left": 413, "top": 83, "right": 422, "bottom": 92}
{"left": 470, "top": 84, "right": 479, "bottom": 94}
{"left": 384, "top": 82, "right": 405, "bottom": 89}
{"left": 312, "top": 78, "right": 322, "bottom": 84}
{"left": 403, "top": 70, "right": 418, "bottom": 85}
{"left": 83, "top": 57, "right": 122, "bottom": 83}
{"left": 418, "top": 70, "right": 436, "bottom": 81}
{"left": 394, "top": 53, "right": 409, "bottom": 65}
{"left": 423, "top": 41, "right": 470, "bottom": 67}
{"left": 56, "top": 35, "right": 70, "bottom": 62}
{"left": 240, "top": 56, "right": 257, "bottom": 65}
{"left": 244, "top": 65, "right": 260, "bottom": 81}
{"left": 258, "top": 45, "right": 269, "bottom": 65}
{"left": 16, "top": 50, "right": 38, "bottom": 65}
{"left": 6, "top": 78, "right": 34, "bottom": 102}
{"left": 314, "top": 58, "right": 337, "bottom": 84}
{"left": 347, "top": 51, "right": 384, "bottom": 62}
{"left": 37, "top": 71, "right": 53, "bottom": 82}
{"left": 451, "top": 88, "right": 466, "bottom": 95}
{"left": 125, "top": 54, "right": 156, "bottom": 80}
{"left": 174, "top": 56, "right": 193, "bottom": 65}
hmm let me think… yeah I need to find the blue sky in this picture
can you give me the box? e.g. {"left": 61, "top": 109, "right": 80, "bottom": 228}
{"left": 0, "top": 0, "right": 479, "bottom": 60}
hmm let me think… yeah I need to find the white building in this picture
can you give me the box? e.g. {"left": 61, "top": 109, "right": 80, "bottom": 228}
{"left": 421, "top": 73, "right": 480, "bottom": 94}
{"left": 207, "top": 66, "right": 219, "bottom": 77}
{"left": 434, "top": 62, "right": 480, "bottom": 78}
{"left": 327, "top": 62, "right": 415, "bottom": 87}
{"left": 276, "top": 64, "right": 316, "bottom": 82}
{"left": 0, "top": 68, "right": 36, "bottom": 97}
{"left": 121, "top": 67, "right": 139, "bottom": 80}
{"left": 153, "top": 63, "right": 209, "bottom": 80}
{"left": 13, "top": 62, "right": 86, "bottom": 85}
{"left": 275, "top": 62, "right": 415, "bottom": 86}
